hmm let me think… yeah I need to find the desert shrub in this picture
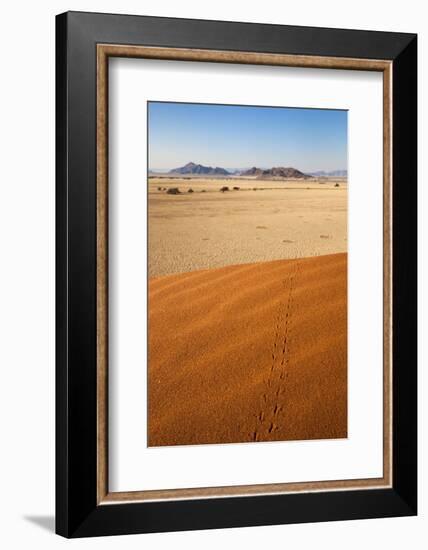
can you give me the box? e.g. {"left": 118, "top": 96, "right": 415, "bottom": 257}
{"left": 157, "top": 187, "right": 162, "bottom": 191}
{"left": 220, "top": 186, "right": 229, "bottom": 192}
{"left": 187, "top": 188, "right": 194, "bottom": 193}
{"left": 166, "top": 187, "right": 181, "bottom": 195}
{"left": 335, "top": 183, "right": 340, "bottom": 187}
{"left": 233, "top": 186, "right": 240, "bottom": 190}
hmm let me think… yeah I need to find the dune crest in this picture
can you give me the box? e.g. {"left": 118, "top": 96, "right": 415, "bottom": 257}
{"left": 148, "top": 253, "right": 347, "bottom": 447}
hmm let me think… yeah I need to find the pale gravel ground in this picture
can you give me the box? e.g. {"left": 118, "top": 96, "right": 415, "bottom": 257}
{"left": 148, "top": 177, "right": 347, "bottom": 277}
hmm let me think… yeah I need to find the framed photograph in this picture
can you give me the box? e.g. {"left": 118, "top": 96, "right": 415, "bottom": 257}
{"left": 56, "top": 11, "right": 417, "bottom": 537}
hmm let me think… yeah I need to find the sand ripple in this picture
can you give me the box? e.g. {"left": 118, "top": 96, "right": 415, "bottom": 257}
{"left": 148, "top": 253, "right": 347, "bottom": 446}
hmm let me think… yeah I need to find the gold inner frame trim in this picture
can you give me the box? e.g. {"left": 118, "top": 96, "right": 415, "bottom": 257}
{"left": 96, "top": 44, "right": 393, "bottom": 505}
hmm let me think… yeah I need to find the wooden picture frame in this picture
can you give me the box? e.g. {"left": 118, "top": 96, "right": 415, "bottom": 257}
{"left": 56, "top": 11, "right": 417, "bottom": 537}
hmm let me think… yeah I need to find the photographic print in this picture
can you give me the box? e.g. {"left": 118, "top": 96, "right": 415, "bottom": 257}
{"left": 147, "top": 101, "right": 348, "bottom": 447}
{"left": 57, "top": 14, "right": 417, "bottom": 536}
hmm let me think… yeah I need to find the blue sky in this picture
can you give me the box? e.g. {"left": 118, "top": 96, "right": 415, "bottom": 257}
{"left": 148, "top": 102, "right": 347, "bottom": 172}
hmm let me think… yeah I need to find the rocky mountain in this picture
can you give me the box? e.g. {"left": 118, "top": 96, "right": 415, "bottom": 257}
{"left": 167, "top": 162, "right": 315, "bottom": 179}
{"left": 240, "top": 166, "right": 309, "bottom": 178}
{"left": 240, "top": 167, "right": 265, "bottom": 177}
{"left": 257, "top": 166, "right": 310, "bottom": 179}
{"left": 169, "top": 162, "right": 230, "bottom": 175}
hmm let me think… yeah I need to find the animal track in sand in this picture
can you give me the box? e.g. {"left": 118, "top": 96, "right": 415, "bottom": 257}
{"left": 252, "top": 260, "right": 300, "bottom": 441}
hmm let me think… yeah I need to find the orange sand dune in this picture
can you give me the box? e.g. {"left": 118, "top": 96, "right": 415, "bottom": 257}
{"left": 148, "top": 253, "right": 347, "bottom": 446}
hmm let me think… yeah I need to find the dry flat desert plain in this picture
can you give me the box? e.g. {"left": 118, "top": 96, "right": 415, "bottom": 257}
{"left": 148, "top": 176, "right": 347, "bottom": 446}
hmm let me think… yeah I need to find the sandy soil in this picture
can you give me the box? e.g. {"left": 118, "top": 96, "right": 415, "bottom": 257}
{"left": 148, "top": 177, "right": 347, "bottom": 277}
{"left": 148, "top": 252, "right": 347, "bottom": 447}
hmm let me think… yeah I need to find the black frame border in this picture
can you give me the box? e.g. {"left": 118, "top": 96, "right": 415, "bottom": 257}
{"left": 56, "top": 11, "right": 417, "bottom": 538}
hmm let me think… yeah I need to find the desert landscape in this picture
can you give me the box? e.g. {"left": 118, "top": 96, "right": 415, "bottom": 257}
{"left": 148, "top": 174, "right": 347, "bottom": 277}
{"left": 147, "top": 102, "right": 347, "bottom": 446}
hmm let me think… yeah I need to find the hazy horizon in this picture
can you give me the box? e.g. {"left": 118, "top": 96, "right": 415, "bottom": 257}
{"left": 148, "top": 101, "right": 348, "bottom": 173}
{"left": 148, "top": 164, "right": 348, "bottom": 173}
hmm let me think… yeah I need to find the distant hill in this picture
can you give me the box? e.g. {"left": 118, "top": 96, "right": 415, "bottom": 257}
{"left": 240, "top": 167, "right": 265, "bottom": 177}
{"left": 308, "top": 170, "right": 348, "bottom": 177}
{"left": 166, "top": 162, "right": 333, "bottom": 179}
{"left": 257, "top": 166, "right": 310, "bottom": 179}
{"left": 169, "top": 162, "right": 230, "bottom": 175}
{"left": 240, "top": 166, "right": 310, "bottom": 178}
